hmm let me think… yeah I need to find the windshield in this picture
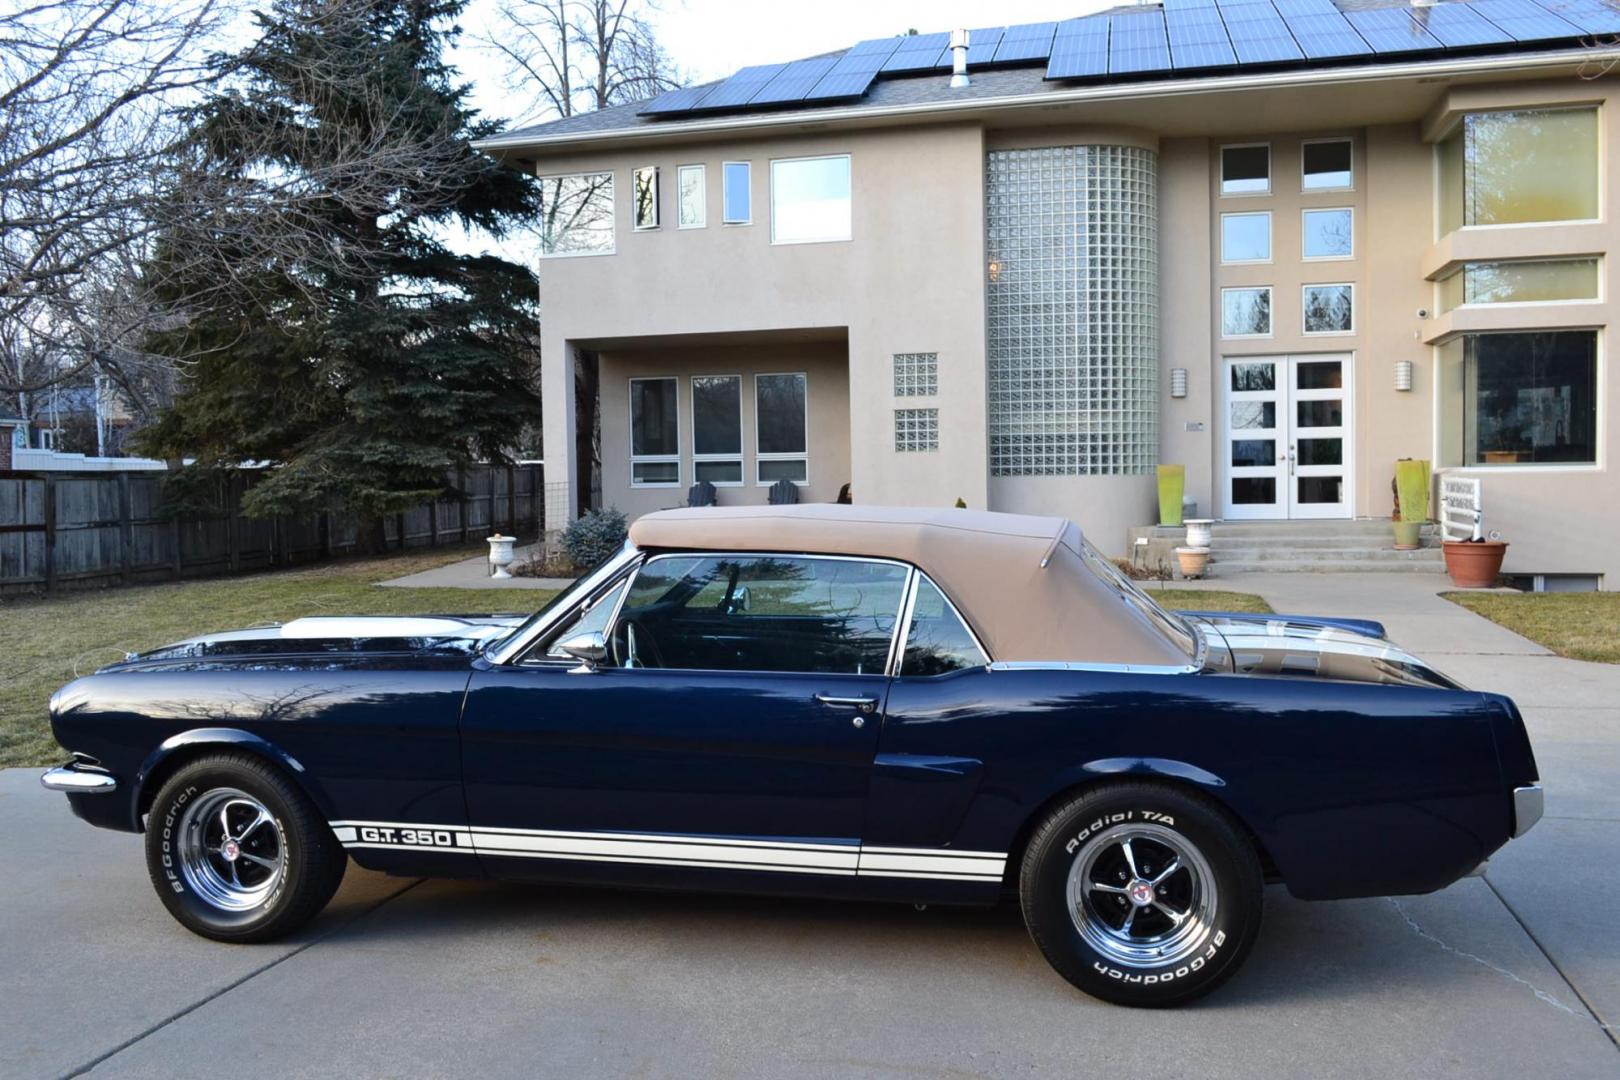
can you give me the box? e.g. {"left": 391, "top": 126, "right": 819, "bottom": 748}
{"left": 1077, "top": 538, "right": 1200, "bottom": 661}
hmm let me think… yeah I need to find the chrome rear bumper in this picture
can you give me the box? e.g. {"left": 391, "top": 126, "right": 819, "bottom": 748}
{"left": 1512, "top": 784, "right": 1544, "bottom": 839}
{"left": 40, "top": 760, "right": 118, "bottom": 794}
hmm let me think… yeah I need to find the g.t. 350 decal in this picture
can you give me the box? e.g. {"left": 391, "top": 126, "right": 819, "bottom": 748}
{"left": 356, "top": 826, "right": 460, "bottom": 847}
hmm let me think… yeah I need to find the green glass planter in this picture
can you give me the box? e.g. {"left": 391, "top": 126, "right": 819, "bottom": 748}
{"left": 1157, "top": 465, "right": 1185, "bottom": 527}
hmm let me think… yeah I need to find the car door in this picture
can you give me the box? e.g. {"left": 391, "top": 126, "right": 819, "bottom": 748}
{"left": 458, "top": 552, "right": 910, "bottom": 887}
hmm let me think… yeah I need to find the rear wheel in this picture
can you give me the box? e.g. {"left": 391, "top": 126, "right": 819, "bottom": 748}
{"left": 1019, "top": 782, "right": 1263, "bottom": 1007}
{"left": 144, "top": 754, "right": 346, "bottom": 942}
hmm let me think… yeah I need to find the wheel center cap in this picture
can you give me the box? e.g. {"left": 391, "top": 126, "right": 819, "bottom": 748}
{"left": 221, "top": 839, "right": 241, "bottom": 861}
{"left": 1127, "top": 879, "right": 1155, "bottom": 907}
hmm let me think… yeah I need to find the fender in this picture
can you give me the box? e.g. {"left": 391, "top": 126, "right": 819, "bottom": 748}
{"left": 132, "top": 728, "right": 332, "bottom": 831}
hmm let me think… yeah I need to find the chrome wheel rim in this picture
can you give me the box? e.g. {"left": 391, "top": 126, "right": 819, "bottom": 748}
{"left": 1066, "top": 822, "right": 1217, "bottom": 969}
{"left": 176, "top": 788, "right": 285, "bottom": 912}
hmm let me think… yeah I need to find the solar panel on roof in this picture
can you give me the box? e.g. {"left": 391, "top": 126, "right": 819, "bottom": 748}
{"left": 696, "top": 63, "right": 790, "bottom": 109}
{"left": 749, "top": 57, "right": 840, "bottom": 105}
{"left": 1215, "top": 0, "right": 1306, "bottom": 63}
{"left": 994, "top": 20, "right": 1060, "bottom": 62}
{"left": 1164, "top": 0, "right": 1217, "bottom": 9}
{"left": 1110, "top": 12, "right": 1174, "bottom": 73}
{"left": 882, "top": 31, "right": 950, "bottom": 73}
{"left": 805, "top": 37, "right": 901, "bottom": 100}
{"left": 1281, "top": 10, "right": 1374, "bottom": 56}
{"left": 1271, "top": 0, "right": 1339, "bottom": 15}
{"left": 1407, "top": 1, "right": 1514, "bottom": 45}
{"left": 963, "top": 27, "right": 1006, "bottom": 65}
{"left": 638, "top": 83, "right": 720, "bottom": 115}
{"left": 1531, "top": 0, "right": 1620, "bottom": 34}
{"left": 1165, "top": 3, "right": 1238, "bottom": 69}
{"left": 1469, "top": 0, "right": 1583, "bottom": 40}
{"left": 1046, "top": 17, "right": 1110, "bottom": 78}
{"left": 1343, "top": 6, "right": 1445, "bottom": 52}
{"left": 843, "top": 36, "right": 904, "bottom": 58}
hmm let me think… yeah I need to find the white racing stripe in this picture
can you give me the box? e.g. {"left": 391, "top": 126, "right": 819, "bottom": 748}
{"left": 331, "top": 819, "right": 1005, "bottom": 882}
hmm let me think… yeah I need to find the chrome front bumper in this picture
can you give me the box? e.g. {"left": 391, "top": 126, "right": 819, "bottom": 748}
{"left": 1512, "top": 784, "right": 1544, "bottom": 839}
{"left": 40, "top": 760, "right": 118, "bottom": 794}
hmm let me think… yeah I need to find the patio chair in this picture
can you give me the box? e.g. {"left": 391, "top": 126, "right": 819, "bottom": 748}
{"left": 686, "top": 480, "right": 717, "bottom": 507}
{"left": 767, "top": 478, "right": 799, "bottom": 506}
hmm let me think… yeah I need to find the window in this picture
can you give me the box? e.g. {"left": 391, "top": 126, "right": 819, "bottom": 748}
{"left": 538, "top": 172, "right": 614, "bottom": 256}
{"left": 1303, "top": 284, "right": 1354, "bottom": 334}
{"left": 755, "top": 373, "right": 807, "bottom": 484}
{"left": 770, "top": 155, "right": 851, "bottom": 244}
{"left": 543, "top": 578, "right": 630, "bottom": 659}
{"left": 894, "top": 408, "right": 938, "bottom": 452}
{"left": 1221, "top": 287, "right": 1272, "bottom": 337}
{"left": 1438, "top": 331, "right": 1597, "bottom": 467}
{"left": 893, "top": 352, "right": 937, "bottom": 396}
{"left": 1302, "top": 208, "right": 1353, "bottom": 259}
{"left": 1302, "top": 139, "right": 1352, "bottom": 191}
{"left": 691, "top": 375, "right": 742, "bottom": 486}
{"left": 612, "top": 555, "right": 909, "bottom": 674}
{"left": 1221, "top": 212, "right": 1271, "bottom": 263}
{"left": 677, "top": 164, "right": 705, "bottom": 228}
{"left": 632, "top": 166, "right": 659, "bottom": 230}
{"left": 1438, "top": 258, "right": 1600, "bottom": 312}
{"left": 722, "top": 161, "right": 751, "bottom": 224}
{"left": 1438, "top": 108, "right": 1599, "bottom": 234}
{"left": 629, "top": 377, "right": 679, "bottom": 487}
{"left": 1220, "top": 144, "right": 1269, "bottom": 195}
{"left": 901, "top": 577, "right": 987, "bottom": 676}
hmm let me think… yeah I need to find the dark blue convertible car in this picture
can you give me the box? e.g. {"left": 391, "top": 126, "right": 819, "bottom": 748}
{"left": 43, "top": 505, "right": 1543, "bottom": 1006}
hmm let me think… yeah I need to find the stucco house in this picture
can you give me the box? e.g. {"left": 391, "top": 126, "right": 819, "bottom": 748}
{"left": 477, "top": 0, "right": 1620, "bottom": 587}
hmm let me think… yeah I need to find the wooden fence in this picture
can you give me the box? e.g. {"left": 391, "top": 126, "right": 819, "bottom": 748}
{"left": 0, "top": 464, "right": 543, "bottom": 594}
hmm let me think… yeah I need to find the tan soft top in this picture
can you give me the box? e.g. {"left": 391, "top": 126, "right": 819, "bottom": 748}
{"left": 628, "top": 505, "right": 1192, "bottom": 668}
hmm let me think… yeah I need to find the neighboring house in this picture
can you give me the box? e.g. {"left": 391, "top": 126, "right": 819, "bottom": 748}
{"left": 477, "top": 0, "right": 1620, "bottom": 585}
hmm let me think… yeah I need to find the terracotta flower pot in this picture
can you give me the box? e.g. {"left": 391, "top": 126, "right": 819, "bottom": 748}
{"left": 1175, "top": 546, "right": 1210, "bottom": 580}
{"left": 1442, "top": 540, "right": 1508, "bottom": 588}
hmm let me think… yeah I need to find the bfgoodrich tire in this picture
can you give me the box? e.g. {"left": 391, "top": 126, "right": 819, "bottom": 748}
{"left": 144, "top": 753, "right": 346, "bottom": 943}
{"left": 1019, "top": 782, "right": 1262, "bottom": 1007}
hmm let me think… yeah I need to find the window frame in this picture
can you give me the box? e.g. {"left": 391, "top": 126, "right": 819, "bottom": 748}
{"left": 1301, "top": 206, "right": 1355, "bottom": 261}
{"left": 722, "top": 160, "right": 752, "bottom": 225}
{"left": 689, "top": 373, "right": 743, "bottom": 488}
{"left": 1219, "top": 142, "right": 1271, "bottom": 197}
{"left": 1220, "top": 286, "right": 1274, "bottom": 340}
{"left": 1220, "top": 210, "right": 1273, "bottom": 265}
{"left": 628, "top": 376, "right": 681, "bottom": 489}
{"left": 676, "top": 163, "right": 706, "bottom": 229}
{"left": 753, "top": 371, "right": 809, "bottom": 486}
{"left": 536, "top": 169, "right": 616, "bottom": 259}
{"left": 895, "top": 570, "right": 991, "bottom": 677}
{"left": 1301, "top": 137, "right": 1354, "bottom": 193}
{"left": 632, "top": 165, "right": 660, "bottom": 230}
{"left": 1302, "top": 282, "right": 1356, "bottom": 336}
{"left": 769, "top": 153, "right": 853, "bottom": 246}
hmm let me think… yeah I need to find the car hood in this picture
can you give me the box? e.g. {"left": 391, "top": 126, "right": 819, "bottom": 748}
{"left": 108, "top": 614, "right": 529, "bottom": 668}
{"left": 1186, "top": 612, "right": 1462, "bottom": 690}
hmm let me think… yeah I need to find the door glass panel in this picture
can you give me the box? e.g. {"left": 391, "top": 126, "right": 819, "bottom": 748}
{"left": 1232, "top": 478, "right": 1276, "bottom": 504}
{"left": 1231, "top": 402, "right": 1275, "bottom": 429}
{"left": 1295, "top": 361, "right": 1343, "bottom": 390}
{"left": 615, "top": 555, "right": 908, "bottom": 675}
{"left": 1230, "top": 362, "right": 1275, "bottom": 391}
{"left": 1231, "top": 439, "right": 1275, "bottom": 467}
{"left": 1297, "top": 400, "right": 1343, "bottom": 428}
{"left": 901, "top": 578, "right": 987, "bottom": 676}
{"left": 1298, "top": 477, "right": 1343, "bottom": 504}
{"left": 1297, "top": 438, "right": 1342, "bottom": 466}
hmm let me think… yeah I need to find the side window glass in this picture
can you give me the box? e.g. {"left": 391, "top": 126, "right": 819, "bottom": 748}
{"left": 541, "top": 578, "right": 629, "bottom": 659}
{"left": 614, "top": 555, "right": 908, "bottom": 674}
{"left": 901, "top": 577, "right": 987, "bottom": 677}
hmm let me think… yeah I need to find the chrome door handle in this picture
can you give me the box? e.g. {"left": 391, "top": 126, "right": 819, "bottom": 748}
{"left": 814, "top": 694, "right": 877, "bottom": 715}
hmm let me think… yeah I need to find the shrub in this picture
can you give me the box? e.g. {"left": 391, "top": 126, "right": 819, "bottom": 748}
{"left": 560, "top": 507, "right": 628, "bottom": 568}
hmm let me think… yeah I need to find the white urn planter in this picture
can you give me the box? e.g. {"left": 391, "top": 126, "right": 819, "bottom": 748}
{"left": 486, "top": 534, "right": 516, "bottom": 579}
{"left": 1184, "top": 518, "right": 1214, "bottom": 549}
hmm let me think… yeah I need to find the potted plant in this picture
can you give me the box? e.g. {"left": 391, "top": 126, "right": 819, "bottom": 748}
{"left": 1392, "top": 459, "right": 1429, "bottom": 550}
{"left": 1175, "top": 545, "right": 1211, "bottom": 579}
{"left": 1158, "top": 464, "right": 1185, "bottom": 527}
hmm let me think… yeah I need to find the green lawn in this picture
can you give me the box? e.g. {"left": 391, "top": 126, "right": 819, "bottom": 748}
{"left": 0, "top": 548, "right": 562, "bottom": 768}
{"left": 1444, "top": 590, "right": 1620, "bottom": 664}
{"left": 1149, "top": 589, "right": 1274, "bottom": 616}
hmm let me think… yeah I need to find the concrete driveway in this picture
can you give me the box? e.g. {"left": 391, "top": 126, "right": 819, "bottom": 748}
{"left": 4, "top": 573, "right": 1617, "bottom": 1079}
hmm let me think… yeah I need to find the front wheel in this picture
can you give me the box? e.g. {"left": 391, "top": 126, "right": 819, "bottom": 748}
{"left": 1019, "top": 783, "right": 1263, "bottom": 1007}
{"left": 143, "top": 753, "right": 346, "bottom": 943}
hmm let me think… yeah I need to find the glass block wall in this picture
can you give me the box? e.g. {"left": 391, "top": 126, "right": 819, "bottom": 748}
{"left": 985, "top": 145, "right": 1159, "bottom": 476}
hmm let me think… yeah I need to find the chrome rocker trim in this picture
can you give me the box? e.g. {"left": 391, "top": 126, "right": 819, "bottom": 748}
{"left": 41, "top": 760, "right": 118, "bottom": 794}
{"left": 1512, "top": 784, "right": 1544, "bottom": 839}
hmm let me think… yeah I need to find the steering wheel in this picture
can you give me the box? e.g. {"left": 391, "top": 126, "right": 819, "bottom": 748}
{"left": 612, "top": 616, "right": 666, "bottom": 669}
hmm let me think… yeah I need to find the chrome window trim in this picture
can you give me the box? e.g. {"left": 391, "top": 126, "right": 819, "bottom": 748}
{"left": 485, "top": 544, "right": 643, "bottom": 665}
{"left": 989, "top": 661, "right": 1200, "bottom": 676}
{"left": 885, "top": 568, "right": 920, "bottom": 678}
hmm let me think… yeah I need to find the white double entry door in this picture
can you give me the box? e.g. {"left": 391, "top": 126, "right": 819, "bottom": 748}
{"left": 1222, "top": 354, "right": 1353, "bottom": 520}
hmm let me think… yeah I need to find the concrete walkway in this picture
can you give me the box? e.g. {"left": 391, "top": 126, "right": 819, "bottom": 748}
{"left": 3, "top": 572, "right": 1617, "bottom": 1078}
{"left": 378, "top": 544, "right": 575, "bottom": 590}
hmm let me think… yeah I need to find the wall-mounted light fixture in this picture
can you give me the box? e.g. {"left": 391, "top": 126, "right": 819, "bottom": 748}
{"left": 1170, "top": 368, "right": 1188, "bottom": 398}
{"left": 1394, "top": 360, "right": 1414, "bottom": 392}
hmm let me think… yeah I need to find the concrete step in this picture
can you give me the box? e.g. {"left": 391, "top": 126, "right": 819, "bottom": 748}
{"left": 1211, "top": 546, "right": 1443, "bottom": 563}
{"left": 1207, "top": 521, "right": 1431, "bottom": 540}
{"left": 1209, "top": 535, "right": 1440, "bottom": 551}
{"left": 1209, "top": 558, "right": 1448, "bottom": 574}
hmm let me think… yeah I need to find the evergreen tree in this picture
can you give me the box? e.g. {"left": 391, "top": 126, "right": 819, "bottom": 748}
{"left": 140, "top": 0, "right": 541, "bottom": 549}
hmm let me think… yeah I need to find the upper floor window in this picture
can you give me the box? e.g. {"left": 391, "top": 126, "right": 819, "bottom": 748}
{"left": 1302, "top": 208, "right": 1353, "bottom": 259}
{"left": 1220, "top": 144, "right": 1269, "bottom": 196}
{"left": 633, "top": 166, "right": 660, "bottom": 230}
{"left": 770, "top": 155, "right": 851, "bottom": 244}
{"left": 1438, "top": 258, "right": 1600, "bottom": 312}
{"left": 539, "top": 171, "right": 614, "bottom": 256}
{"left": 629, "top": 377, "right": 679, "bottom": 487}
{"left": 723, "top": 161, "right": 751, "bottom": 224}
{"left": 691, "top": 375, "right": 742, "bottom": 486}
{"left": 677, "top": 164, "right": 705, "bottom": 228}
{"left": 1437, "top": 330, "right": 1597, "bottom": 467}
{"left": 1221, "top": 211, "right": 1271, "bottom": 263}
{"left": 1437, "top": 108, "right": 1598, "bottom": 235}
{"left": 1221, "top": 287, "right": 1272, "bottom": 338}
{"left": 1302, "top": 139, "right": 1352, "bottom": 191}
{"left": 755, "top": 372, "right": 808, "bottom": 484}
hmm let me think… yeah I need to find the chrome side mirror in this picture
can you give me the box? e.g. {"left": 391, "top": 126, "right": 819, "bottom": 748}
{"left": 557, "top": 630, "right": 606, "bottom": 673}
{"left": 729, "top": 585, "right": 750, "bottom": 614}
